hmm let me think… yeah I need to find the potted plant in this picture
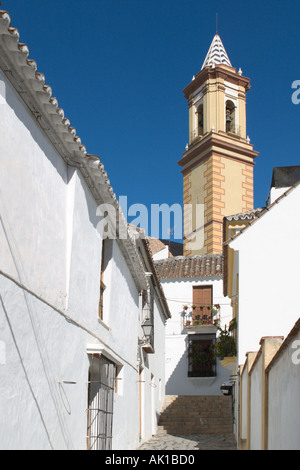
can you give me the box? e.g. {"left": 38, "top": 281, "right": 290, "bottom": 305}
{"left": 183, "top": 305, "right": 188, "bottom": 311}
{"left": 214, "top": 322, "right": 237, "bottom": 369}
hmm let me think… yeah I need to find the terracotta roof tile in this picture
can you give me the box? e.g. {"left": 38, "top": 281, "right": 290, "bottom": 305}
{"left": 154, "top": 254, "right": 223, "bottom": 280}
{"left": 224, "top": 208, "right": 264, "bottom": 222}
{"left": 148, "top": 238, "right": 184, "bottom": 258}
{"left": 148, "top": 238, "right": 167, "bottom": 256}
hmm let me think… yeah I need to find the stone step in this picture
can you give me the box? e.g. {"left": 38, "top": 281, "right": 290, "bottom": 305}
{"left": 158, "top": 395, "right": 233, "bottom": 435}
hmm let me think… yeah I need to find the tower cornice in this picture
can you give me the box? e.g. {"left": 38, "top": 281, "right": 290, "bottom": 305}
{"left": 178, "top": 132, "right": 259, "bottom": 172}
{"left": 183, "top": 65, "right": 251, "bottom": 100}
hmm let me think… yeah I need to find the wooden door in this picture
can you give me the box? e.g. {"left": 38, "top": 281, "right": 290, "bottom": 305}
{"left": 192, "top": 286, "right": 213, "bottom": 321}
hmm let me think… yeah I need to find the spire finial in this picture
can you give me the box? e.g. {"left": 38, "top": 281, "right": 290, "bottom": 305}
{"left": 216, "top": 13, "right": 218, "bottom": 35}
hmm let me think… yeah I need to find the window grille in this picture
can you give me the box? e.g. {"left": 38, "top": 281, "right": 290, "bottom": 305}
{"left": 87, "top": 354, "right": 116, "bottom": 450}
{"left": 188, "top": 334, "right": 216, "bottom": 378}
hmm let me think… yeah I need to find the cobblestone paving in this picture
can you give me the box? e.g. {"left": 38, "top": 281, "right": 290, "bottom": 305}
{"left": 138, "top": 432, "right": 237, "bottom": 451}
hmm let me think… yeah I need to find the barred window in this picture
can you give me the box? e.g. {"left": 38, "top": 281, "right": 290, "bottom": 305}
{"left": 87, "top": 354, "right": 116, "bottom": 450}
{"left": 188, "top": 334, "right": 216, "bottom": 378}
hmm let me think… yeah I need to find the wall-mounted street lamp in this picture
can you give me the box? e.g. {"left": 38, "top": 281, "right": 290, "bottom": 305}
{"left": 139, "top": 318, "right": 154, "bottom": 353}
{"left": 141, "top": 318, "right": 153, "bottom": 339}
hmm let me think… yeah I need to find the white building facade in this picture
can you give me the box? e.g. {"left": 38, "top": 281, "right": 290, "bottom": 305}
{"left": 223, "top": 167, "right": 300, "bottom": 448}
{"left": 0, "top": 9, "right": 170, "bottom": 450}
{"left": 153, "top": 254, "right": 234, "bottom": 396}
{"left": 225, "top": 178, "right": 300, "bottom": 365}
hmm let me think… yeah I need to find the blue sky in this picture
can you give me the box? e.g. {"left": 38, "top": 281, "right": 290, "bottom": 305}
{"left": 3, "top": 0, "right": 300, "bottom": 240}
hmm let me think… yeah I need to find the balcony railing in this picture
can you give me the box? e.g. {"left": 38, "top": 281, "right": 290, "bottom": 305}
{"left": 190, "top": 127, "right": 203, "bottom": 143}
{"left": 189, "top": 123, "right": 242, "bottom": 144}
{"left": 183, "top": 305, "right": 220, "bottom": 329}
{"left": 226, "top": 123, "right": 241, "bottom": 136}
{"left": 185, "top": 316, "right": 216, "bottom": 327}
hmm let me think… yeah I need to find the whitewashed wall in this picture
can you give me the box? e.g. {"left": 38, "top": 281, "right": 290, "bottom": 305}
{"left": 152, "top": 246, "right": 169, "bottom": 260}
{"left": 268, "top": 328, "right": 300, "bottom": 450}
{"left": 240, "top": 360, "right": 249, "bottom": 441}
{"left": 249, "top": 354, "right": 262, "bottom": 450}
{"left": 98, "top": 239, "right": 141, "bottom": 450}
{"left": 0, "top": 68, "right": 166, "bottom": 450}
{"left": 238, "top": 324, "right": 300, "bottom": 450}
{"left": 139, "top": 294, "right": 167, "bottom": 442}
{"left": 0, "top": 68, "right": 68, "bottom": 307}
{"left": 229, "top": 184, "right": 300, "bottom": 365}
{"left": 161, "top": 277, "right": 233, "bottom": 396}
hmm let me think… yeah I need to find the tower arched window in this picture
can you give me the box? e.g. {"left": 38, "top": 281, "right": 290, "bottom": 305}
{"left": 225, "top": 100, "right": 235, "bottom": 133}
{"left": 197, "top": 104, "right": 204, "bottom": 137}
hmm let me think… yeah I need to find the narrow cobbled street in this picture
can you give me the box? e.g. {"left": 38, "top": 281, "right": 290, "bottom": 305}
{"left": 138, "top": 431, "right": 237, "bottom": 451}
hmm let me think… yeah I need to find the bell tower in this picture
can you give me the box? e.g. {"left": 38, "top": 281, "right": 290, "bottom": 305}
{"left": 179, "top": 34, "right": 259, "bottom": 256}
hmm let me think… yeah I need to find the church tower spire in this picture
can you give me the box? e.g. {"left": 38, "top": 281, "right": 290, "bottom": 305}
{"left": 201, "top": 34, "right": 232, "bottom": 69}
{"left": 179, "top": 34, "right": 259, "bottom": 256}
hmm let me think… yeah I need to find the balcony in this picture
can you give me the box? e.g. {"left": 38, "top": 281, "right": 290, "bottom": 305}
{"left": 183, "top": 305, "right": 220, "bottom": 333}
{"left": 226, "top": 123, "right": 242, "bottom": 139}
{"left": 189, "top": 123, "right": 242, "bottom": 147}
{"left": 184, "top": 317, "right": 219, "bottom": 333}
{"left": 190, "top": 127, "right": 204, "bottom": 144}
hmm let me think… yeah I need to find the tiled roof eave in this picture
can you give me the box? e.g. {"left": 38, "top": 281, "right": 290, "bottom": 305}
{"left": 225, "top": 208, "right": 264, "bottom": 222}
{"left": 154, "top": 254, "right": 224, "bottom": 280}
{"left": 0, "top": 10, "right": 148, "bottom": 292}
{"left": 159, "top": 274, "right": 223, "bottom": 281}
